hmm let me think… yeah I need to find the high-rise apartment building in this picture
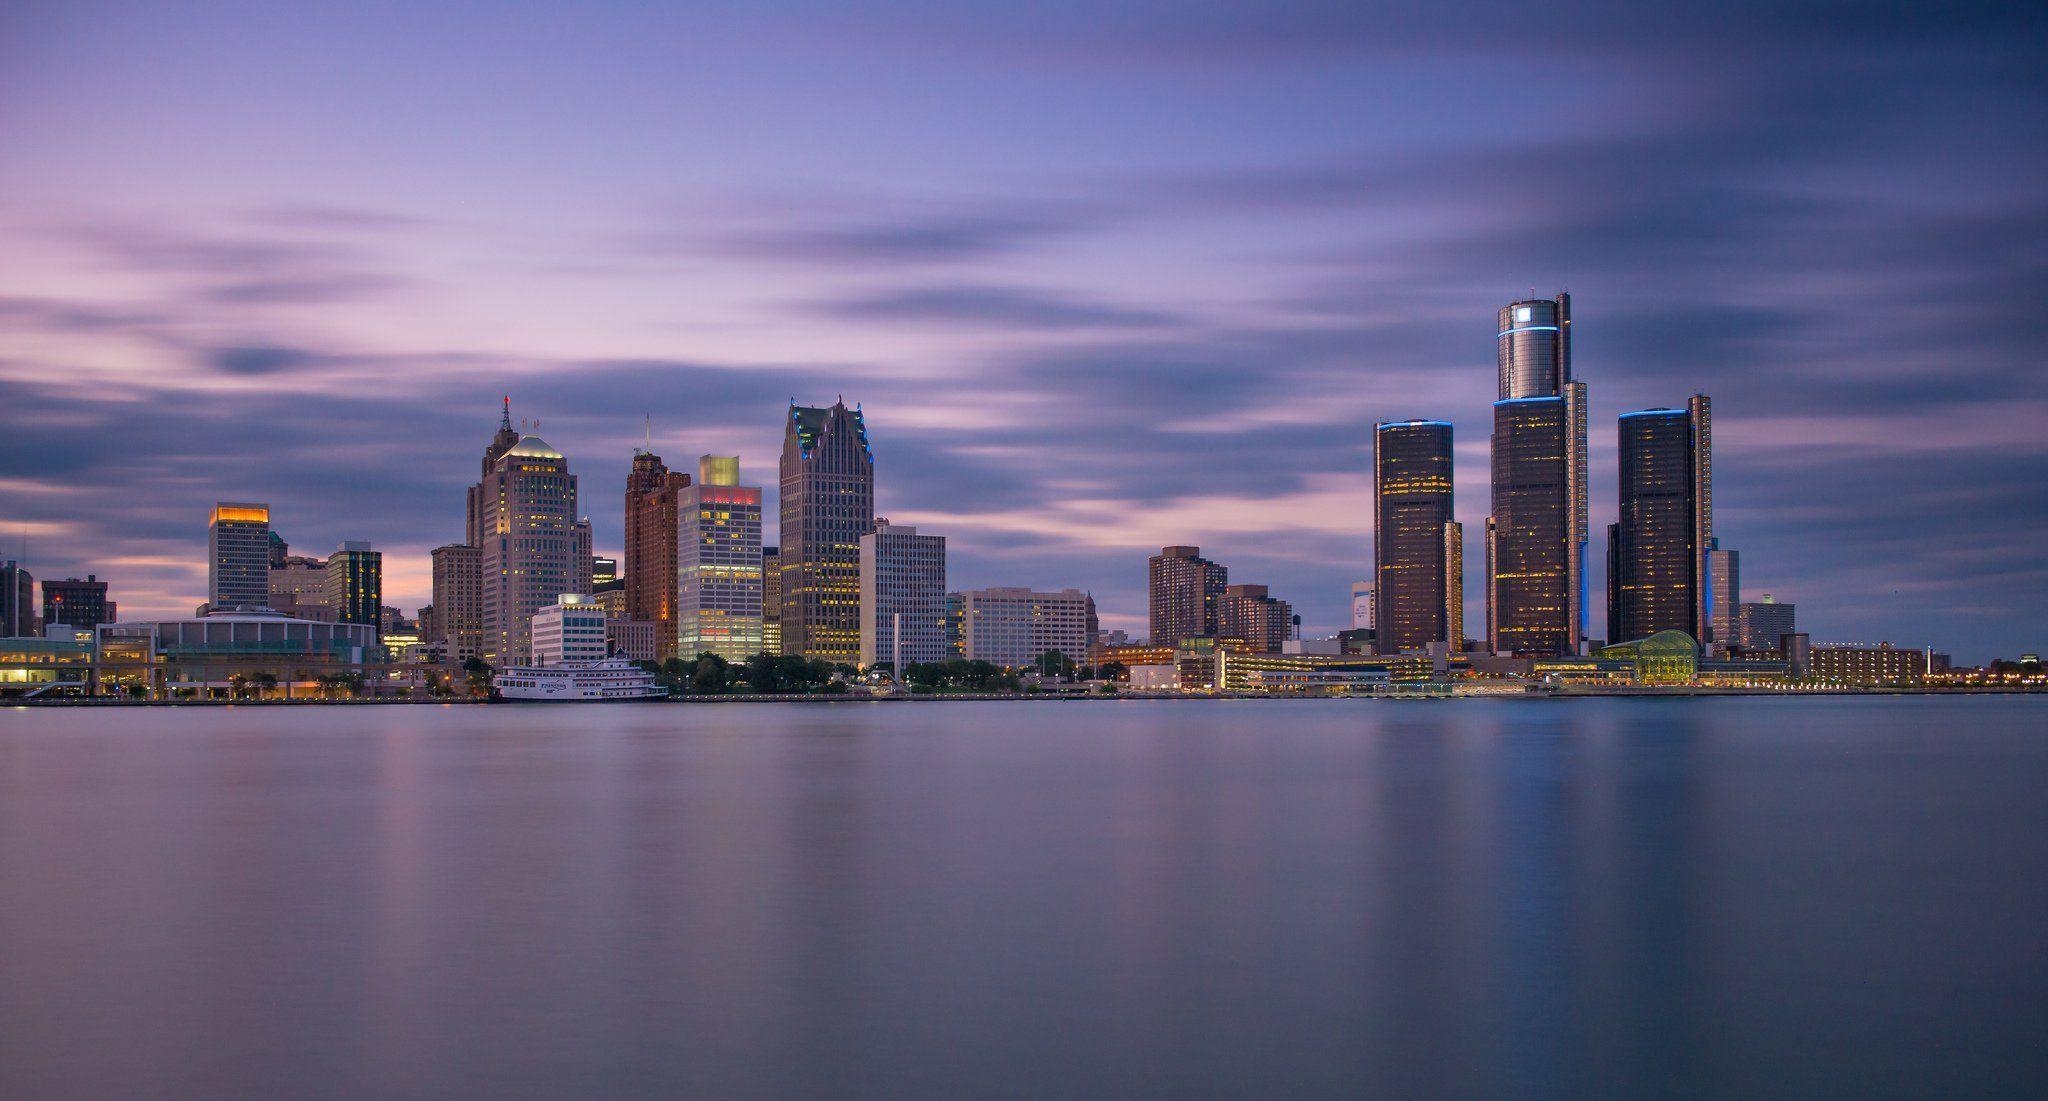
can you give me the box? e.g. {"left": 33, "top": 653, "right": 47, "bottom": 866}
{"left": 957, "top": 587, "right": 1093, "bottom": 669}
{"left": 476, "top": 428, "right": 581, "bottom": 666}
{"left": 323, "top": 542, "right": 383, "bottom": 637}
{"left": 41, "top": 575, "right": 115, "bottom": 631}
{"left": 1487, "top": 294, "right": 1588, "bottom": 656}
{"left": 678, "top": 455, "right": 764, "bottom": 661}
{"left": 1149, "top": 545, "right": 1227, "bottom": 646}
{"left": 1218, "top": 584, "right": 1293, "bottom": 652}
{"left": 1373, "top": 421, "right": 1456, "bottom": 654}
{"left": 209, "top": 502, "right": 272, "bottom": 611}
{"left": 859, "top": 519, "right": 947, "bottom": 669}
{"left": 1735, "top": 594, "right": 1796, "bottom": 654}
{"left": 1706, "top": 544, "right": 1739, "bottom": 654}
{"left": 779, "top": 400, "right": 873, "bottom": 663}
{"left": 1608, "top": 396, "right": 1712, "bottom": 645}
{"left": 1, "top": 560, "right": 35, "bottom": 636}
{"left": 430, "top": 542, "right": 482, "bottom": 663}
{"left": 625, "top": 449, "right": 692, "bottom": 660}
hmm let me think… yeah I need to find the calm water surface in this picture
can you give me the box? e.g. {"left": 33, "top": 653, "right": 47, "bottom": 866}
{"left": 3, "top": 697, "right": 2045, "bottom": 1098}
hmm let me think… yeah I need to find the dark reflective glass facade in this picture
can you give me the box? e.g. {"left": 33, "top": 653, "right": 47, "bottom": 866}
{"left": 1487, "top": 293, "right": 1586, "bottom": 655}
{"left": 1373, "top": 422, "right": 1454, "bottom": 655}
{"left": 1610, "top": 402, "right": 1711, "bottom": 643}
{"left": 1489, "top": 397, "right": 1574, "bottom": 654}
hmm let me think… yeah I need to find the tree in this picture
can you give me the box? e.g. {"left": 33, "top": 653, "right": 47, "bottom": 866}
{"left": 691, "top": 652, "right": 730, "bottom": 694}
{"left": 251, "top": 671, "right": 279, "bottom": 699}
{"left": 1099, "top": 660, "right": 1128, "bottom": 683}
{"left": 1034, "top": 650, "right": 1075, "bottom": 680}
{"left": 463, "top": 657, "right": 493, "bottom": 696}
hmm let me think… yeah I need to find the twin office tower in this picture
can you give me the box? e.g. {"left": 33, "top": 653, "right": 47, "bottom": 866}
{"left": 1373, "top": 294, "right": 1714, "bottom": 656}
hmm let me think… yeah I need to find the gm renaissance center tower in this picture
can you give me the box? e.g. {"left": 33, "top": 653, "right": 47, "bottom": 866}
{"left": 1487, "top": 293, "right": 1588, "bottom": 655}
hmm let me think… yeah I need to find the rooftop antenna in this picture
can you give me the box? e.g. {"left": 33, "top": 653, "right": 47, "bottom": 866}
{"left": 500, "top": 395, "right": 512, "bottom": 431}
{"left": 644, "top": 414, "right": 652, "bottom": 449}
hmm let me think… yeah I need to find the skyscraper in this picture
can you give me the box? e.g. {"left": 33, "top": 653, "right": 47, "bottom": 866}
{"left": 431, "top": 542, "right": 483, "bottom": 663}
{"left": 467, "top": 397, "right": 521, "bottom": 547}
{"left": 476, "top": 429, "right": 581, "bottom": 666}
{"left": 1148, "top": 545, "right": 1227, "bottom": 646}
{"left": 323, "top": 542, "right": 383, "bottom": 637}
{"left": 624, "top": 449, "right": 692, "bottom": 660}
{"left": 1373, "top": 421, "right": 1456, "bottom": 655}
{"left": 858, "top": 519, "right": 948, "bottom": 669}
{"left": 760, "top": 545, "right": 781, "bottom": 656}
{"left": 1218, "top": 584, "right": 1293, "bottom": 652}
{"left": 1, "top": 560, "right": 35, "bottom": 637}
{"left": 678, "top": 454, "right": 764, "bottom": 661}
{"left": 208, "top": 502, "right": 272, "bottom": 611}
{"left": 41, "top": 575, "right": 114, "bottom": 631}
{"left": 779, "top": 399, "right": 873, "bottom": 663}
{"left": 1609, "top": 396, "right": 1713, "bottom": 644}
{"left": 1487, "top": 293, "right": 1588, "bottom": 656}
{"left": 1736, "top": 594, "right": 1796, "bottom": 654}
{"left": 1706, "top": 544, "right": 1739, "bottom": 655}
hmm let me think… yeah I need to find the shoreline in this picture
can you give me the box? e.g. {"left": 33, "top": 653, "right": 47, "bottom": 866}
{"left": 9, "top": 686, "right": 2043, "bottom": 707}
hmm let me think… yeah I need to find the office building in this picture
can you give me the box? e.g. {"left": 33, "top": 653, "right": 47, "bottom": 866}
{"left": 761, "top": 546, "right": 781, "bottom": 656}
{"left": 1487, "top": 293, "right": 1588, "bottom": 656}
{"left": 1349, "top": 581, "right": 1374, "bottom": 631}
{"left": 608, "top": 617, "right": 658, "bottom": 663}
{"left": 323, "top": 542, "right": 383, "bottom": 636}
{"left": 41, "top": 575, "right": 115, "bottom": 632}
{"left": 209, "top": 502, "right": 272, "bottom": 611}
{"left": 592, "top": 556, "right": 620, "bottom": 592}
{"left": 268, "top": 531, "right": 290, "bottom": 569}
{"left": 858, "top": 519, "right": 947, "bottom": 669}
{"left": 1373, "top": 421, "right": 1456, "bottom": 654}
{"left": 466, "top": 397, "right": 522, "bottom": 547}
{"left": 625, "top": 449, "right": 692, "bottom": 660}
{"left": 2, "top": 560, "right": 35, "bottom": 636}
{"left": 530, "top": 593, "right": 607, "bottom": 667}
{"left": 268, "top": 555, "right": 333, "bottom": 620}
{"left": 1218, "top": 584, "right": 1293, "bottom": 652}
{"left": 1609, "top": 396, "right": 1712, "bottom": 644}
{"left": 1149, "top": 545, "right": 1227, "bottom": 646}
{"left": 1707, "top": 545, "right": 1739, "bottom": 654}
{"left": 1809, "top": 642, "right": 1927, "bottom": 685}
{"left": 957, "top": 587, "right": 1093, "bottom": 669}
{"left": 779, "top": 399, "right": 874, "bottom": 663}
{"left": 678, "top": 455, "right": 764, "bottom": 661}
{"left": 1736, "top": 594, "right": 1796, "bottom": 654}
{"left": 430, "top": 543, "right": 483, "bottom": 663}
{"left": 475, "top": 425, "right": 582, "bottom": 666}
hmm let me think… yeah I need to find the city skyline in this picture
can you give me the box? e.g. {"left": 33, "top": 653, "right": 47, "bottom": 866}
{"left": 2, "top": 4, "right": 2044, "bottom": 661}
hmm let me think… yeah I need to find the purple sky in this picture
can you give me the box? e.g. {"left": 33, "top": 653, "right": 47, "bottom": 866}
{"left": 2, "top": 2, "right": 2044, "bottom": 660}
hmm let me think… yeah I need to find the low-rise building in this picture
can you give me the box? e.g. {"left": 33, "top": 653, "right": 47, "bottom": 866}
{"left": 1809, "top": 642, "right": 1927, "bottom": 685}
{"left": 531, "top": 594, "right": 607, "bottom": 666}
{"left": 608, "top": 616, "right": 659, "bottom": 662}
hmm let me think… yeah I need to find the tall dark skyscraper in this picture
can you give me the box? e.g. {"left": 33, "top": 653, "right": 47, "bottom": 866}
{"left": 324, "top": 542, "right": 383, "bottom": 637}
{"left": 1148, "top": 545, "right": 1227, "bottom": 647}
{"left": 625, "top": 449, "right": 691, "bottom": 660}
{"left": 1609, "top": 395, "right": 1713, "bottom": 644}
{"left": 779, "top": 399, "right": 873, "bottom": 663}
{"left": 1, "top": 560, "right": 35, "bottom": 637}
{"left": 1373, "top": 420, "right": 1457, "bottom": 655}
{"left": 1487, "top": 293, "right": 1587, "bottom": 656}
